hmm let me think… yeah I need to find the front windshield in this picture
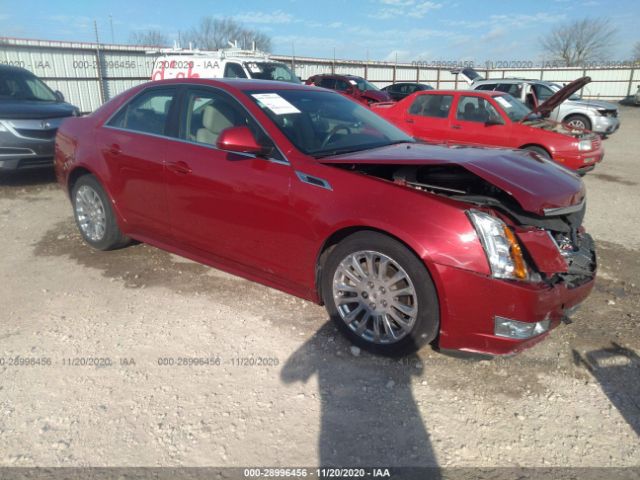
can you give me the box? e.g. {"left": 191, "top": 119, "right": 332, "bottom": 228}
{"left": 493, "top": 94, "right": 537, "bottom": 122}
{"left": 246, "top": 89, "right": 413, "bottom": 157}
{"left": 352, "top": 77, "right": 380, "bottom": 92}
{"left": 244, "top": 62, "right": 300, "bottom": 83}
{"left": 0, "top": 70, "right": 57, "bottom": 101}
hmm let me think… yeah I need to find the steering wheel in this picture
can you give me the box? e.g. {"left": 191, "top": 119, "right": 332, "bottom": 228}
{"left": 321, "top": 125, "right": 352, "bottom": 148}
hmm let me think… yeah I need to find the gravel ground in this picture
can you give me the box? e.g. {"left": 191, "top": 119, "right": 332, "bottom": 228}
{"left": 0, "top": 107, "right": 638, "bottom": 471}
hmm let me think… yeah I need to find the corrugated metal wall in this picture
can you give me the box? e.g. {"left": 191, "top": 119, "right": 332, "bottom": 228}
{"left": 1, "top": 37, "right": 637, "bottom": 112}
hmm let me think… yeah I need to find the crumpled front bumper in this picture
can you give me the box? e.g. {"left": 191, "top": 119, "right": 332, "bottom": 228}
{"left": 432, "top": 231, "right": 596, "bottom": 355}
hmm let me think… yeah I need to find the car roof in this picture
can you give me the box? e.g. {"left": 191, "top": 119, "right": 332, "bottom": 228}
{"left": 417, "top": 89, "right": 504, "bottom": 97}
{"left": 145, "top": 77, "right": 324, "bottom": 92}
{"left": 313, "top": 73, "right": 364, "bottom": 80}
{"left": 0, "top": 64, "right": 32, "bottom": 74}
{"left": 476, "top": 78, "right": 553, "bottom": 86}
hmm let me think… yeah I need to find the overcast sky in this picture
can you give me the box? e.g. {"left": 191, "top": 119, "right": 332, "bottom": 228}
{"left": 0, "top": 0, "right": 637, "bottom": 62}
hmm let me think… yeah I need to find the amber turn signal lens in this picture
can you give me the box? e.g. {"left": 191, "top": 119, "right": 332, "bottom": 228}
{"left": 503, "top": 226, "right": 528, "bottom": 279}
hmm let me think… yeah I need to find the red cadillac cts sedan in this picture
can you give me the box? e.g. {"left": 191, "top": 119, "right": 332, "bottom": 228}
{"left": 54, "top": 79, "right": 596, "bottom": 356}
{"left": 371, "top": 82, "right": 603, "bottom": 174}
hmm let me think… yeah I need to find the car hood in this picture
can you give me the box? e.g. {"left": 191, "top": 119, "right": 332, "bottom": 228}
{"left": 0, "top": 100, "right": 77, "bottom": 119}
{"left": 363, "top": 90, "right": 391, "bottom": 102}
{"left": 533, "top": 77, "right": 591, "bottom": 117}
{"left": 317, "top": 143, "right": 584, "bottom": 216}
{"left": 564, "top": 98, "right": 618, "bottom": 110}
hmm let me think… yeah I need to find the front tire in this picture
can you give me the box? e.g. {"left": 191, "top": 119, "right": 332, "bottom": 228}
{"left": 564, "top": 114, "right": 592, "bottom": 131}
{"left": 321, "top": 231, "right": 439, "bottom": 356}
{"left": 72, "top": 174, "right": 130, "bottom": 251}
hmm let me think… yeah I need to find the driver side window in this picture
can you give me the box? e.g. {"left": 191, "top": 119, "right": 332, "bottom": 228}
{"left": 224, "top": 63, "right": 247, "bottom": 79}
{"left": 182, "top": 88, "right": 282, "bottom": 160}
{"left": 456, "top": 96, "right": 502, "bottom": 124}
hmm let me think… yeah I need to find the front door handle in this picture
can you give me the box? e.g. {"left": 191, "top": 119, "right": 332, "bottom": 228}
{"left": 405, "top": 118, "right": 414, "bottom": 124}
{"left": 167, "top": 161, "right": 192, "bottom": 175}
{"left": 108, "top": 144, "right": 121, "bottom": 156}
{"left": 451, "top": 124, "right": 462, "bottom": 130}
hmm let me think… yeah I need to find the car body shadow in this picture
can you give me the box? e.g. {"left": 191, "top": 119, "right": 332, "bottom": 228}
{"left": 0, "top": 167, "right": 57, "bottom": 187}
{"left": 573, "top": 343, "right": 640, "bottom": 436}
{"left": 280, "top": 322, "right": 441, "bottom": 477}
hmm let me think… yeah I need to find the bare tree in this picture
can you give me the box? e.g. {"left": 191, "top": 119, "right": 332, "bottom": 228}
{"left": 540, "top": 18, "right": 617, "bottom": 66}
{"left": 182, "top": 17, "right": 271, "bottom": 51}
{"left": 633, "top": 41, "right": 640, "bottom": 62}
{"left": 129, "top": 30, "right": 171, "bottom": 47}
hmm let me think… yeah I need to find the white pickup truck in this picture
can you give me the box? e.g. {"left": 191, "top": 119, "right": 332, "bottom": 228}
{"left": 150, "top": 48, "right": 299, "bottom": 83}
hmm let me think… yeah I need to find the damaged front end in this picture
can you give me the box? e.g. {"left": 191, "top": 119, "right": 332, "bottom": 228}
{"left": 373, "top": 162, "right": 596, "bottom": 289}
{"left": 318, "top": 143, "right": 597, "bottom": 353}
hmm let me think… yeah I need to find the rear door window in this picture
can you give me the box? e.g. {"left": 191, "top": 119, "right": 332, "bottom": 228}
{"left": 475, "top": 83, "right": 497, "bottom": 91}
{"left": 409, "top": 94, "right": 453, "bottom": 118}
{"left": 107, "top": 88, "right": 176, "bottom": 136}
{"left": 496, "top": 83, "right": 523, "bottom": 97}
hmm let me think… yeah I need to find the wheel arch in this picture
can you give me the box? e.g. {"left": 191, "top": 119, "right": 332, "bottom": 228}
{"left": 67, "top": 166, "right": 95, "bottom": 197}
{"left": 66, "top": 165, "right": 128, "bottom": 233}
{"left": 519, "top": 143, "right": 552, "bottom": 157}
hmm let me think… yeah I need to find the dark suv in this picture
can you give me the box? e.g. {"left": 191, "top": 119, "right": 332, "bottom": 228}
{"left": 305, "top": 74, "right": 391, "bottom": 105}
{"left": 0, "top": 65, "right": 79, "bottom": 171}
{"left": 381, "top": 82, "right": 433, "bottom": 101}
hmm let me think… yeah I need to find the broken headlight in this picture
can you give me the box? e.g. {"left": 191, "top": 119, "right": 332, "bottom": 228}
{"left": 467, "top": 210, "right": 529, "bottom": 280}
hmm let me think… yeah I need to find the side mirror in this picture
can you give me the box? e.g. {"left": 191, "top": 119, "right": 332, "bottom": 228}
{"left": 216, "top": 126, "right": 270, "bottom": 156}
{"left": 54, "top": 90, "right": 65, "bottom": 102}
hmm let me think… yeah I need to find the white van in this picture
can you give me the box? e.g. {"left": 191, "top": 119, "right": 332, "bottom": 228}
{"left": 150, "top": 48, "right": 300, "bottom": 83}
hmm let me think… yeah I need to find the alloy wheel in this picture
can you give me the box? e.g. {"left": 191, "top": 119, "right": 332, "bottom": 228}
{"left": 332, "top": 250, "right": 418, "bottom": 344}
{"left": 75, "top": 185, "right": 107, "bottom": 242}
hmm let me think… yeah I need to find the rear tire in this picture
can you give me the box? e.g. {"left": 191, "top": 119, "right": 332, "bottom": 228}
{"left": 72, "top": 174, "right": 130, "bottom": 251}
{"left": 564, "top": 114, "right": 591, "bottom": 131}
{"left": 321, "top": 231, "right": 439, "bottom": 356}
{"left": 524, "top": 145, "right": 551, "bottom": 159}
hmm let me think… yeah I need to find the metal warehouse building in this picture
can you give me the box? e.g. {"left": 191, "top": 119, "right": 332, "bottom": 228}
{"left": 1, "top": 37, "right": 638, "bottom": 113}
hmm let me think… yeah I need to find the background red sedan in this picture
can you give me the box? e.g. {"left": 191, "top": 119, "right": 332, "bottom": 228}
{"left": 372, "top": 89, "right": 603, "bottom": 174}
{"left": 54, "top": 79, "right": 596, "bottom": 356}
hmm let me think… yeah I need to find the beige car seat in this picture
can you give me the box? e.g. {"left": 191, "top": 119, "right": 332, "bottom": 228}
{"left": 196, "top": 102, "right": 236, "bottom": 145}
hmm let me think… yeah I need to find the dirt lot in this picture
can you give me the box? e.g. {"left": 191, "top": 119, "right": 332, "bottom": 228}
{"left": 0, "top": 107, "right": 639, "bottom": 473}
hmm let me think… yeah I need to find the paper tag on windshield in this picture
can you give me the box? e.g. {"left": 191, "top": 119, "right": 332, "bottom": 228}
{"left": 495, "top": 96, "right": 511, "bottom": 108}
{"left": 252, "top": 93, "right": 300, "bottom": 115}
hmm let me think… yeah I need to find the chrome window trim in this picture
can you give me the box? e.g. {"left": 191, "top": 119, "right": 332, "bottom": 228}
{"left": 103, "top": 125, "right": 289, "bottom": 166}
{"left": 102, "top": 82, "right": 290, "bottom": 165}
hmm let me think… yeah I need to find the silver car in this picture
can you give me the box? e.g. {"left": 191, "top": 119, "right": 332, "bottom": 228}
{"left": 470, "top": 78, "right": 620, "bottom": 135}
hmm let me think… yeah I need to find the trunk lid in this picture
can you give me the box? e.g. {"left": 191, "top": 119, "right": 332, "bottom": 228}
{"left": 317, "top": 143, "right": 584, "bottom": 216}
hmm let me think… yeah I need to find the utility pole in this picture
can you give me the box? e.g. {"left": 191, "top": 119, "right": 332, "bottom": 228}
{"left": 93, "top": 20, "right": 106, "bottom": 105}
{"left": 109, "top": 15, "right": 115, "bottom": 44}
